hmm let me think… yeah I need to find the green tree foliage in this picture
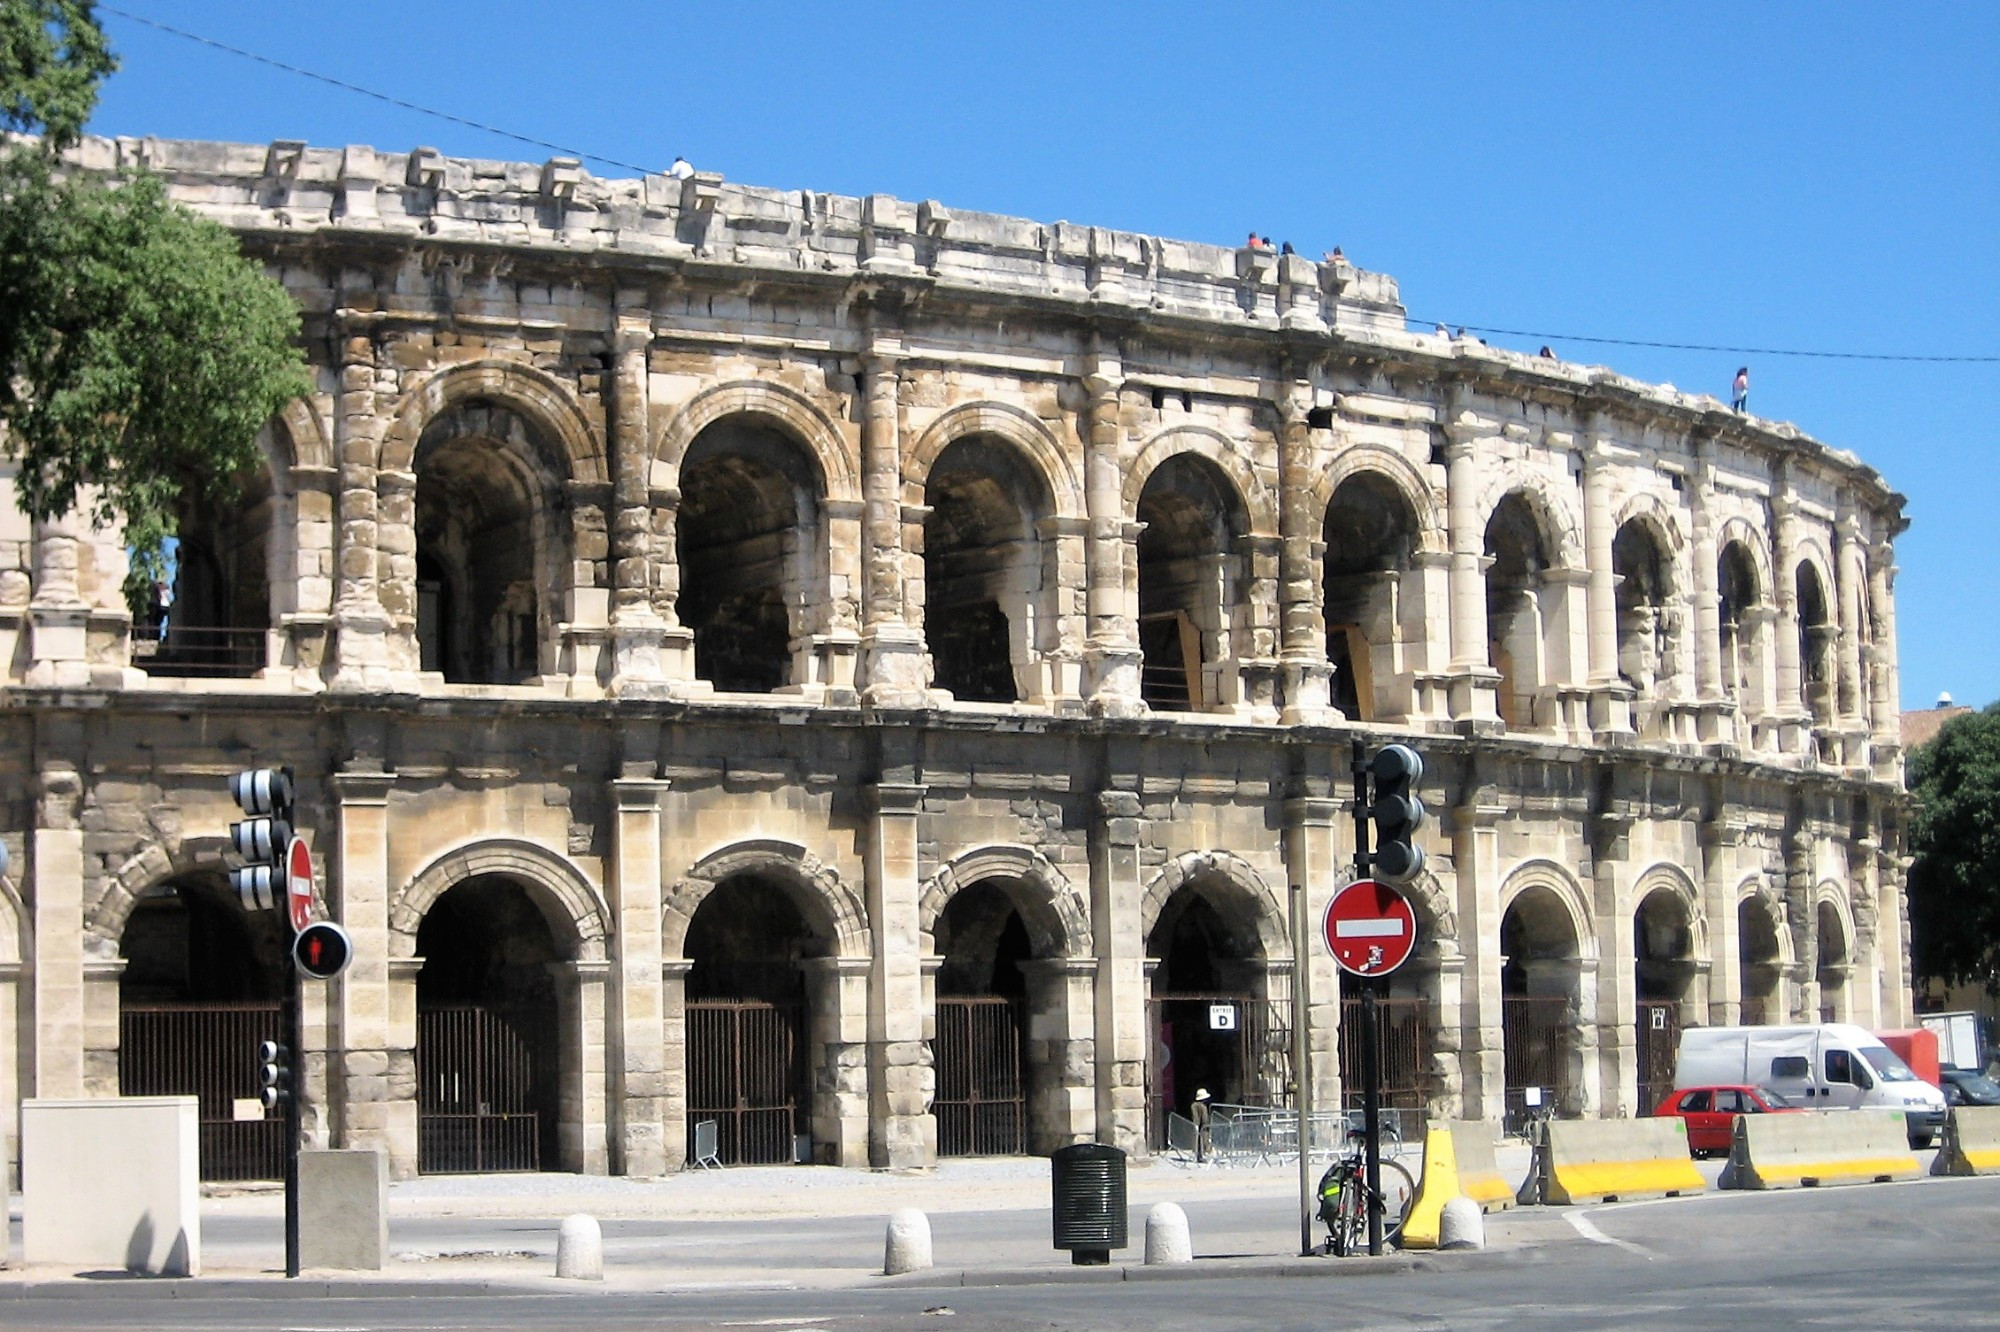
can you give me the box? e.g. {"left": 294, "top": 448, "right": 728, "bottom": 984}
{"left": 1908, "top": 705, "right": 2000, "bottom": 994}
{"left": 0, "top": 1, "right": 309, "bottom": 601}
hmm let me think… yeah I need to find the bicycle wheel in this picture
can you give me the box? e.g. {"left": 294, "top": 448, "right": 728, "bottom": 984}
{"left": 1377, "top": 1159, "right": 1417, "bottom": 1245}
{"left": 1331, "top": 1168, "right": 1365, "bottom": 1256}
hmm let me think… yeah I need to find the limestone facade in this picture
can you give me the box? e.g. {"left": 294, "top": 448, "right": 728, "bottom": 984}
{"left": 0, "top": 137, "right": 1911, "bottom": 1182}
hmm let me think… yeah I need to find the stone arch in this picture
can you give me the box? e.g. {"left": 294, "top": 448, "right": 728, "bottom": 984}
{"left": 1735, "top": 875, "right": 1794, "bottom": 965}
{"left": 1811, "top": 880, "right": 1853, "bottom": 960}
{"left": 270, "top": 396, "right": 333, "bottom": 474}
{"left": 383, "top": 358, "right": 606, "bottom": 484}
{"left": 918, "top": 844, "right": 1091, "bottom": 958}
{"left": 1307, "top": 445, "right": 1446, "bottom": 556}
{"left": 1714, "top": 517, "right": 1776, "bottom": 604}
{"left": 653, "top": 379, "right": 858, "bottom": 502}
{"left": 391, "top": 838, "right": 610, "bottom": 961}
{"left": 1399, "top": 869, "right": 1460, "bottom": 957}
{"left": 1123, "top": 425, "right": 1277, "bottom": 538}
{"left": 1474, "top": 472, "right": 1585, "bottom": 570}
{"left": 906, "top": 401, "right": 1083, "bottom": 520}
{"left": 663, "top": 838, "right": 872, "bottom": 960}
{"left": 86, "top": 833, "right": 236, "bottom": 953}
{"left": 1138, "top": 850, "right": 1289, "bottom": 959}
{"left": 1631, "top": 862, "right": 1709, "bottom": 956}
{"left": 1497, "top": 858, "right": 1597, "bottom": 958}
{"left": 1612, "top": 496, "right": 1689, "bottom": 599}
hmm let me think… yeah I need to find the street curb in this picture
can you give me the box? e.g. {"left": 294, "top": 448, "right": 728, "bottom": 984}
{"left": 0, "top": 1276, "right": 553, "bottom": 1302}
{"left": 880, "top": 1250, "right": 1447, "bottom": 1288}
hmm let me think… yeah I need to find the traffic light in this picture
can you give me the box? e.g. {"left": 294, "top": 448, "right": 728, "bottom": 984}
{"left": 293, "top": 921, "right": 354, "bottom": 980}
{"left": 1369, "top": 743, "right": 1426, "bottom": 883}
{"left": 230, "top": 768, "right": 294, "bottom": 913}
{"left": 257, "top": 1038, "right": 291, "bottom": 1110}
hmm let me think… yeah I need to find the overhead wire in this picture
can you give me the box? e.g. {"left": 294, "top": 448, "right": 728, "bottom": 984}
{"left": 100, "top": 8, "right": 1999, "bottom": 367}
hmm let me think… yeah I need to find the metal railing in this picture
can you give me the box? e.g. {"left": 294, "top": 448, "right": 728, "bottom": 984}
{"left": 1164, "top": 1103, "right": 1418, "bottom": 1168}
{"left": 133, "top": 624, "right": 267, "bottom": 678}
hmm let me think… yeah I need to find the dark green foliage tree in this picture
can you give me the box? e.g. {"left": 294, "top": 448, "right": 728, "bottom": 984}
{"left": 0, "top": 1, "right": 309, "bottom": 601}
{"left": 1907, "top": 704, "right": 2000, "bottom": 994}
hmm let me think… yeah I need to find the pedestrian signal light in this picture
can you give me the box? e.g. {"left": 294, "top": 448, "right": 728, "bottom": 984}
{"left": 229, "top": 767, "right": 294, "bottom": 913}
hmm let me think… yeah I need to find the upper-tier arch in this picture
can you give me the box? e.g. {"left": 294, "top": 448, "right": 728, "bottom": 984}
{"left": 905, "top": 400, "right": 1084, "bottom": 520}
{"left": 382, "top": 358, "right": 606, "bottom": 483}
{"left": 653, "top": 379, "right": 859, "bottom": 502}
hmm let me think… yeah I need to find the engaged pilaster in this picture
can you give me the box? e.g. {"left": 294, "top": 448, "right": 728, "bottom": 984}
{"left": 865, "top": 781, "right": 933, "bottom": 1168}
{"left": 1081, "top": 357, "right": 1145, "bottom": 717}
{"left": 857, "top": 350, "right": 930, "bottom": 707}
{"left": 1441, "top": 415, "right": 1501, "bottom": 726}
{"left": 607, "top": 305, "right": 668, "bottom": 697}
{"left": 1277, "top": 386, "right": 1335, "bottom": 723}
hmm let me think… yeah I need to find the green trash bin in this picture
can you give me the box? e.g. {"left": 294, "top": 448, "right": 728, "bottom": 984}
{"left": 1050, "top": 1142, "right": 1127, "bottom": 1265}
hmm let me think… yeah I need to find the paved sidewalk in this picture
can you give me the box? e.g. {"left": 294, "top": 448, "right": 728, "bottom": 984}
{"left": 4, "top": 1142, "right": 1566, "bottom": 1296}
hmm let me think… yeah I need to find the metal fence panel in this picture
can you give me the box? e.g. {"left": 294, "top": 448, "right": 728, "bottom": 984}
{"left": 417, "top": 1005, "right": 544, "bottom": 1174}
{"left": 686, "top": 1000, "right": 807, "bottom": 1165}
{"left": 120, "top": 1003, "right": 284, "bottom": 1182}
{"left": 933, "top": 996, "right": 1026, "bottom": 1156}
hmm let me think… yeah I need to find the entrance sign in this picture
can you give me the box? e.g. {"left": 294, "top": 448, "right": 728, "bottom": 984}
{"left": 286, "top": 837, "right": 314, "bottom": 934}
{"left": 1208, "top": 1003, "right": 1237, "bottom": 1032}
{"left": 1323, "top": 878, "right": 1417, "bottom": 977}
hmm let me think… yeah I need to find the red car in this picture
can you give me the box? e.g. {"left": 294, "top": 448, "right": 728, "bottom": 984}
{"left": 1651, "top": 1084, "right": 1804, "bottom": 1157}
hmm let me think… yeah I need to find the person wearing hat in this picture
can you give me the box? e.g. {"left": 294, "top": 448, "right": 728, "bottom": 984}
{"left": 1192, "top": 1088, "right": 1212, "bottom": 1163}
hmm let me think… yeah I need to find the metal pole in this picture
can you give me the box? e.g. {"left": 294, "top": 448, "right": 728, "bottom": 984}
{"left": 1291, "top": 880, "right": 1313, "bottom": 1256}
{"left": 283, "top": 954, "right": 301, "bottom": 1278}
{"left": 1350, "top": 738, "right": 1383, "bottom": 1256}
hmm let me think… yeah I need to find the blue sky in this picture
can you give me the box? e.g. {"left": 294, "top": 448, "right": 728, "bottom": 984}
{"left": 85, "top": 3, "right": 1999, "bottom": 712}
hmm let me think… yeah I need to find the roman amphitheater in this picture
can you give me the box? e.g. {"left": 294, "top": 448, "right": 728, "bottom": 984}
{"left": 0, "top": 136, "right": 1910, "bottom": 1183}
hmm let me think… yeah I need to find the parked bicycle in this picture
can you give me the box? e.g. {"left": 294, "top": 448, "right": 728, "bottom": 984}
{"left": 1316, "top": 1129, "right": 1416, "bottom": 1256}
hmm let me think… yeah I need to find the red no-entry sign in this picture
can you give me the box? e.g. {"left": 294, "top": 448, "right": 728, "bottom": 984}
{"left": 286, "top": 837, "right": 314, "bottom": 935}
{"left": 1323, "top": 878, "right": 1417, "bottom": 977}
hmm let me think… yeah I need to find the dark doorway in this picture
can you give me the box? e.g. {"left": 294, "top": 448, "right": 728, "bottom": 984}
{"left": 415, "top": 876, "right": 561, "bottom": 1173}
{"left": 932, "top": 883, "right": 1030, "bottom": 1156}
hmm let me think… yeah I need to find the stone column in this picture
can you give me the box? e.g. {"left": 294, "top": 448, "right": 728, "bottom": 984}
{"left": 328, "top": 327, "right": 394, "bottom": 692}
{"left": 1581, "top": 438, "right": 1633, "bottom": 738}
{"left": 283, "top": 462, "right": 338, "bottom": 688}
{"left": 802, "top": 955, "right": 872, "bottom": 1167}
{"left": 1700, "top": 816, "right": 1743, "bottom": 1026}
{"left": 1281, "top": 796, "right": 1346, "bottom": 1113}
{"left": 24, "top": 514, "right": 91, "bottom": 688}
{"left": 1834, "top": 513, "right": 1867, "bottom": 753}
{"left": 1769, "top": 493, "right": 1808, "bottom": 753}
{"left": 659, "top": 957, "right": 691, "bottom": 1170}
{"left": 1589, "top": 810, "right": 1636, "bottom": 1118}
{"left": 1090, "top": 788, "right": 1148, "bottom": 1151}
{"left": 1876, "top": 843, "right": 1912, "bottom": 1026}
{"left": 331, "top": 771, "right": 410, "bottom": 1176}
{"left": 1442, "top": 416, "right": 1501, "bottom": 724}
{"left": 1866, "top": 542, "right": 1901, "bottom": 777}
{"left": 1082, "top": 356, "right": 1145, "bottom": 717}
{"left": 1017, "top": 956, "right": 1097, "bottom": 1150}
{"left": 29, "top": 762, "right": 84, "bottom": 1098}
{"left": 1448, "top": 780, "right": 1506, "bottom": 1122}
{"left": 608, "top": 304, "right": 667, "bottom": 697}
{"left": 650, "top": 487, "right": 697, "bottom": 686}
{"left": 1277, "top": 385, "right": 1333, "bottom": 722}
{"left": 1688, "top": 436, "right": 1728, "bottom": 740}
{"left": 858, "top": 351, "right": 929, "bottom": 706}
{"left": 609, "top": 779, "right": 668, "bottom": 1175}
{"left": 552, "top": 957, "right": 610, "bottom": 1174}
{"left": 864, "top": 782, "right": 932, "bottom": 1167}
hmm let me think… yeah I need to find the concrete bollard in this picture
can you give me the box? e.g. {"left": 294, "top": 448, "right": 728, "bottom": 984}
{"left": 1143, "top": 1202, "right": 1192, "bottom": 1265}
{"left": 884, "top": 1207, "right": 933, "bottom": 1275}
{"left": 555, "top": 1213, "right": 603, "bottom": 1280}
{"left": 1438, "top": 1196, "right": 1485, "bottom": 1251}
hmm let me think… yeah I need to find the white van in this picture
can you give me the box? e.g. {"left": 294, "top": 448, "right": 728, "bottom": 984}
{"left": 1674, "top": 1023, "right": 1946, "bottom": 1148}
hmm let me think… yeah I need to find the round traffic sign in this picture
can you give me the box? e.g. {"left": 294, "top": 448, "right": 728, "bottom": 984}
{"left": 285, "top": 836, "right": 314, "bottom": 935}
{"left": 293, "top": 920, "right": 353, "bottom": 980}
{"left": 1323, "top": 878, "right": 1418, "bottom": 977}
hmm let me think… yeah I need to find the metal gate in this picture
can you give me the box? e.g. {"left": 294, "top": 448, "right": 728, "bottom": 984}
{"left": 686, "top": 1000, "right": 807, "bottom": 1165}
{"left": 417, "top": 1005, "right": 548, "bottom": 1174}
{"left": 933, "top": 997, "right": 1026, "bottom": 1156}
{"left": 1502, "top": 995, "right": 1575, "bottom": 1132}
{"left": 1636, "top": 1000, "right": 1682, "bottom": 1111}
{"left": 1145, "top": 993, "right": 1291, "bottom": 1148}
{"left": 1339, "top": 996, "right": 1431, "bottom": 1112}
{"left": 120, "top": 1003, "right": 284, "bottom": 1181}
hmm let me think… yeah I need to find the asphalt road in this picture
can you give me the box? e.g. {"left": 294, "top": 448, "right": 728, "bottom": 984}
{"left": 9, "top": 1173, "right": 2000, "bottom": 1330}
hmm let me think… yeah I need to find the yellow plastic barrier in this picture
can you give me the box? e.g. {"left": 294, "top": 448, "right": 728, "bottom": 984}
{"left": 1721, "top": 1110, "right": 1920, "bottom": 1189}
{"left": 1931, "top": 1106, "right": 2000, "bottom": 1177}
{"left": 1448, "top": 1121, "right": 1516, "bottom": 1212}
{"left": 1400, "top": 1124, "right": 1458, "bottom": 1249}
{"left": 1541, "top": 1118, "right": 1706, "bottom": 1204}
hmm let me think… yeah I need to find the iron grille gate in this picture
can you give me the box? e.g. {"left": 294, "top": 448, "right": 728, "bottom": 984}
{"left": 1338, "top": 996, "right": 1431, "bottom": 1112}
{"left": 1636, "top": 1000, "right": 1682, "bottom": 1113}
{"left": 417, "top": 1005, "right": 546, "bottom": 1174}
{"left": 933, "top": 997, "right": 1026, "bottom": 1156}
{"left": 120, "top": 1003, "right": 284, "bottom": 1182}
{"left": 686, "top": 1000, "right": 807, "bottom": 1165}
{"left": 1502, "top": 995, "right": 1576, "bottom": 1133}
{"left": 1144, "top": 993, "right": 1290, "bottom": 1149}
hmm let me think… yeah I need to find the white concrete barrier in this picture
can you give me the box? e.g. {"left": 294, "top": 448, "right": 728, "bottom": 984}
{"left": 1143, "top": 1202, "right": 1192, "bottom": 1265}
{"left": 1448, "top": 1121, "right": 1517, "bottom": 1212}
{"left": 884, "top": 1207, "right": 932, "bottom": 1275}
{"left": 1721, "top": 1110, "right": 1920, "bottom": 1189}
{"left": 555, "top": 1213, "right": 603, "bottom": 1280}
{"left": 1933, "top": 1107, "right": 2000, "bottom": 1176}
{"left": 23, "top": 1096, "right": 200, "bottom": 1276}
{"left": 301, "top": 1149, "right": 388, "bottom": 1271}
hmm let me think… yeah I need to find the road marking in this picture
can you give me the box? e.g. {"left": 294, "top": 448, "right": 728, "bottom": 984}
{"left": 1566, "top": 1209, "right": 1654, "bottom": 1259}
